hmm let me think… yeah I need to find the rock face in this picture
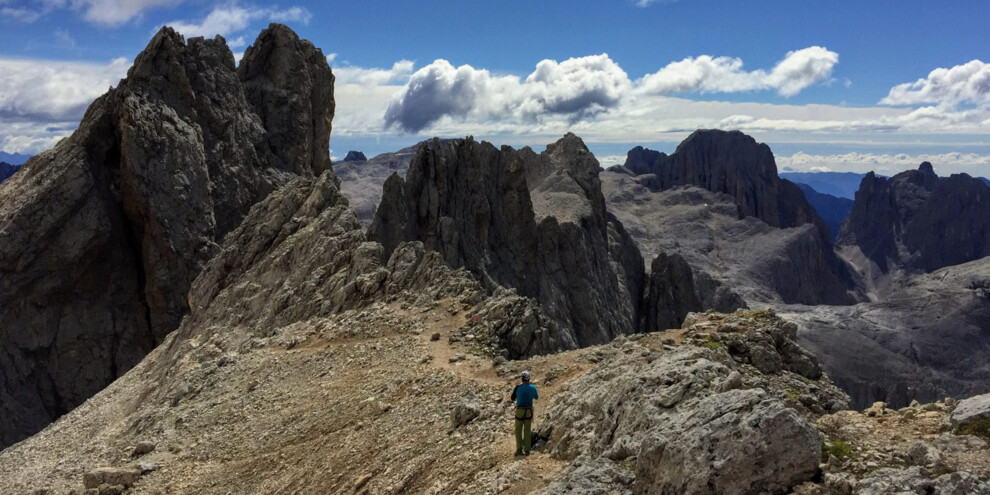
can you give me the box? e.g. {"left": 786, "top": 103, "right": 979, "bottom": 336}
{"left": 541, "top": 310, "right": 847, "bottom": 495}
{"left": 370, "top": 135, "right": 659, "bottom": 354}
{"left": 0, "top": 24, "right": 333, "bottom": 448}
{"left": 334, "top": 144, "right": 418, "bottom": 226}
{"left": 0, "top": 161, "right": 17, "bottom": 183}
{"left": 796, "top": 183, "right": 853, "bottom": 241}
{"left": 625, "top": 130, "right": 826, "bottom": 236}
{"left": 602, "top": 172, "right": 857, "bottom": 306}
{"left": 837, "top": 162, "right": 990, "bottom": 274}
{"left": 342, "top": 150, "right": 367, "bottom": 162}
{"left": 612, "top": 130, "right": 860, "bottom": 306}
{"left": 786, "top": 256, "right": 990, "bottom": 408}
{"left": 641, "top": 253, "right": 701, "bottom": 332}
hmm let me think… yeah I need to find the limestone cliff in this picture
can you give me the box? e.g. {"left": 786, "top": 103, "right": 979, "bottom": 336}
{"left": 0, "top": 24, "right": 333, "bottom": 448}
{"left": 370, "top": 135, "right": 698, "bottom": 355}
{"left": 837, "top": 162, "right": 990, "bottom": 274}
{"left": 613, "top": 130, "right": 860, "bottom": 306}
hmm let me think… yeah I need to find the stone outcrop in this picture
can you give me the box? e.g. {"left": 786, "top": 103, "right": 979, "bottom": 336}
{"left": 641, "top": 253, "right": 701, "bottom": 332}
{"left": 951, "top": 392, "right": 990, "bottom": 429}
{"left": 370, "top": 135, "right": 658, "bottom": 354}
{"left": 540, "top": 310, "right": 848, "bottom": 495}
{"left": 837, "top": 162, "right": 990, "bottom": 274}
{"left": 0, "top": 24, "right": 333, "bottom": 448}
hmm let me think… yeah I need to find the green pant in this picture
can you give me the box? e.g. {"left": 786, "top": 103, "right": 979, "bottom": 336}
{"left": 514, "top": 407, "right": 533, "bottom": 453}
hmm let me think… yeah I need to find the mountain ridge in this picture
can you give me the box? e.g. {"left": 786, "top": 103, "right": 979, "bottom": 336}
{"left": 0, "top": 23, "right": 334, "bottom": 449}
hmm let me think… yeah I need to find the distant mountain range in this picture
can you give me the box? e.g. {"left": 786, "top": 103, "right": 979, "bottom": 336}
{"left": 795, "top": 183, "right": 853, "bottom": 241}
{"left": 0, "top": 162, "right": 19, "bottom": 183}
{"left": 0, "top": 152, "right": 31, "bottom": 165}
{"left": 780, "top": 171, "right": 865, "bottom": 199}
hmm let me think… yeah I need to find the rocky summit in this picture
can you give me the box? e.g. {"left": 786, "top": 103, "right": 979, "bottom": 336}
{"left": 838, "top": 162, "right": 990, "bottom": 276}
{"left": 606, "top": 131, "right": 860, "bottom": 306}
{"left": 0, "top": 23, "right": 333, "bottom": 448}
{"left": 370, "top": 135, "right": 700, "bottom": 357}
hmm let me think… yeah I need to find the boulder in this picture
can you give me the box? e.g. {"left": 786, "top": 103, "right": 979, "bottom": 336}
{"left": 82, "top": 468, "right": 141, "bottom": 490}
{"left": 950, "top": 392, "right": 990, "bottom": 428}
{"left": 636, "top": 389, "right": 820, "bottom": 495}
{"left": 451, "top": 393, "right": 481, "bottom": 427}
{"left": 539, "top": 313, "right": 840, "bottom": 494}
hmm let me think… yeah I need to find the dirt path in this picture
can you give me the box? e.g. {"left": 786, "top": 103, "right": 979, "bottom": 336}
{"left": 412, "top": 299, "right": 587, "bottom": 493}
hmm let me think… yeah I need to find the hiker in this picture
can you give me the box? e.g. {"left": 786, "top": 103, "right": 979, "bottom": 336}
{"left": 510, "top": 370, "right": 539, "bottom": 456}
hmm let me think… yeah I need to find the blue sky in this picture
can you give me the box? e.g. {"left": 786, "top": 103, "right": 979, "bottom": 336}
{"left": 2, "top": 0, "right": 990, "bottom": 176}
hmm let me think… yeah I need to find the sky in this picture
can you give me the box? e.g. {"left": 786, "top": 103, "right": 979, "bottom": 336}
{"left": 1, "top": 1, "right": 989, "bottom": 177}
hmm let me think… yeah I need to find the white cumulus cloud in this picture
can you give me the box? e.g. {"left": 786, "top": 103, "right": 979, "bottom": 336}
{"left": 778, "top": 151, "right": 990, "bottom": 177}
{"left": 881, "top": 59, "right": 990, "bottom": 108}
{"left": 0, "top": 57, "right": 130, "bottom": 121}
{"left": 335, "top": 60, "right": 414, "bottom": 86}
{"left": 78, "top": 0, "right": 185, "bottom": 26}
{"left": 638, "top": 46, "right": 838, "bottom": 97}
{"left": 164, "top": 5, "right": 311, "bottom": 39}
{"left": 384, "top": 54, "right": 632, "bottom": 132}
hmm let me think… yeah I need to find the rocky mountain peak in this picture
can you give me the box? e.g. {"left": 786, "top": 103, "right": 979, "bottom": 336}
{"left": 623, "top": 145, "right": 666, "bottom": 175}
{"left": 369, "top": 135, "right": 704, "bottom": 355}
{"left": 0, "top": 24, "right": 334, "bottom": 448}
{"left": 239, "top": 23, "right": 335, "bottom": 176}
{"left": 342, "top": 150, "right": 367, "bottom": 162}
{"left": 622, "top": 129, "right": 823, "bottom": 233}
{"left": 838, "top": 162, "right": 990, "bottom": 273}
{"left": 611, "top": 129, "right": 860, "bottom": 306}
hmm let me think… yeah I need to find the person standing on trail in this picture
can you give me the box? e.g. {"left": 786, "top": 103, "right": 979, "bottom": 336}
{"left": 510, "top": 370, "right": 539, "bottom": 456}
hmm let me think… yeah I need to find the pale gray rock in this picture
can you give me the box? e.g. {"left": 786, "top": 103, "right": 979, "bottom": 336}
{"left": 0, "top": 24, "right": 333, "bottom": 447}
{"left": 950, "top": 392, "right": 990, "bottom": 428}
{"left": 540, "top": 458, "right": 634, "bottom": 495}
{"left": 538, "top": 313, "right": 841, "bottom": 494}
{"left": 855, "top": 466, "right": 990, "bottom": 495}
{"left": 636, "top": 389, "right": 820, "bottom": 495}
{"left": 173, "top": 172, "right": 482, "bottom": 347}
{"left": 450, "top": 393, "right": 481, "bottom": 427}
{"left": 334, "top": 144, "right": 418, "bottom": 226}
{"left": 786, "top": 256, "right": 990, "bottom": 408}
{"left": 603, "top": 169, "right": 858, "bottom": 307}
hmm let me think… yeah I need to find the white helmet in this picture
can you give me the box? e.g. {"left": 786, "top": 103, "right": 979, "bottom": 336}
{"left": 521, "top": 370, "right": 532, "bottom": 382}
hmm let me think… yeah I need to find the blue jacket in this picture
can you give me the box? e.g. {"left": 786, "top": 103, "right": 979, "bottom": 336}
{"left": 511, "top": 383, "right": 539, "bottom": 408}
